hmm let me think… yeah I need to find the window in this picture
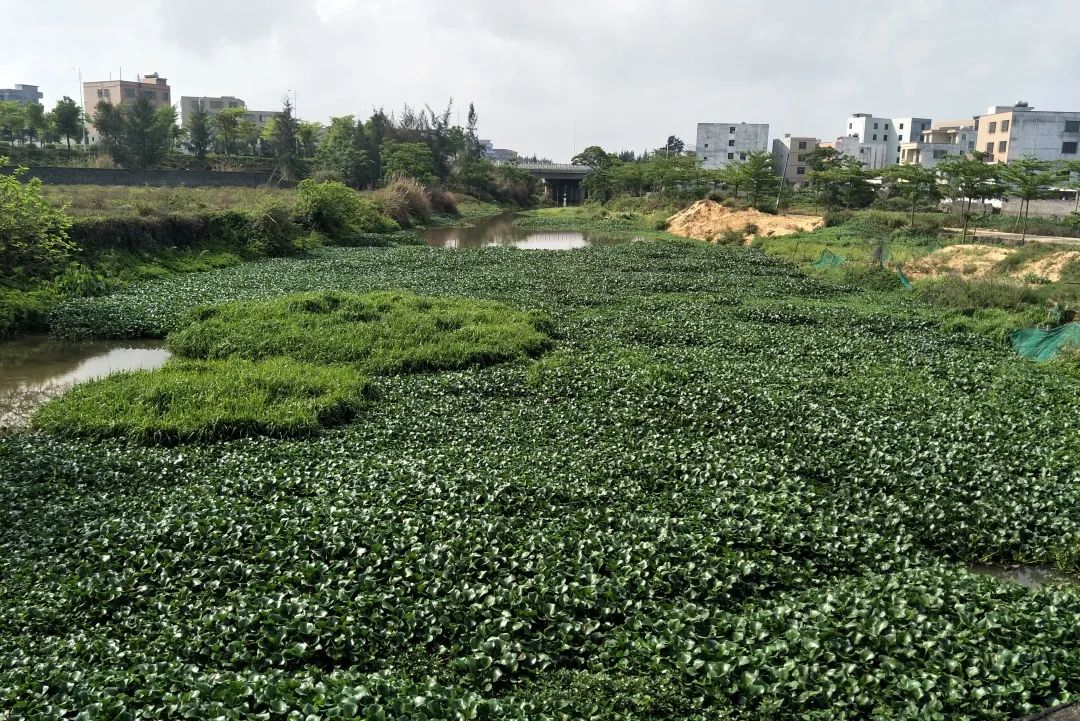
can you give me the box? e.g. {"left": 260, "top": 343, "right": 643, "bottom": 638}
{"left": 702, "top": 157, "right": 708, "bottom": 162}
{"left": 797, "top": 154, "right": 805, "bottom": 161}
{"left": 968, "top": 141, "right": 975, "bottom": 149}
{"left": 933, "top": 149, "right": 949, "bottom": 159}
{"left": 1063, "top": 142, "right": 1079, "bottom": 155}
{"left": 740, "top": 153, "right": 747, "bottom": 161}
{"left": 796, "top": 166, "right": 805, "bottom": 175}
{"left": 988, "top": 121, "right": 997, "bottom": 133}
{"left": 124, "top": 88, "right": 136, "bottom": 98}
{"left": 1001, "top": 119, "right": 1010, "bottom": 132}
{"left": 872, "top": 134, "right": 877, "bottom": 140}
{"left": 897, "top": 146, "right": 901, "bottom": 152}
{"left": 163, "top": 92, "right": 169, "bottom": 102}
{"left": 228, "top": 101, "right": 239, "bottom": 108}
{"left": 703, "top": 143, "right": 708, "bottom": 148}
{"left": 898, "top": 135, "right": 904, "bottom": 141}
{"left": 848, "top": 122, "right": 853, "bottom": 130}
{"left": 728, "top": 139, "right": 735, "bottom": 146}
{"left": 899, "top": 123, "right": 905, "bottom": 130}
{"left": 729, "top": 126, "right": 736, "bottom": 133}
{"left": 210, "top": 100, "right": 224, "bottom": 109}
{"left": 141, "top": 90, "right": 156, "bottom": 100}
{"left": 798, "top": 141, "right": 807, "bottom": 150}
{"left": 1066, "top": 120, "right": 1080, "bottom": 133}
{"left": 998, "top": 140, "right": 1007, "bottom": 153}
{"left": 96, "top": 88, "right": 110, "bottom": 99}
{"left": 727, "top": 153, "right": 734, "bottom": 160}
{"left": 985, "top": 143, "right": 994, "bottom": 154}
{"left": 885, "top": 123, "right": 890, "bottom": 130}
{"left": 873, "top": 122, "right": 879, "bottom": 129}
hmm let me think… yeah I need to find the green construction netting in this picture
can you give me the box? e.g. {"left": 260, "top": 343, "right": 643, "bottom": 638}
{"left": 897, "top": 269, "right": 913, "bottom": 290}
{"left": 812, "top": 249, "right": 845, "bottom": 268}
{"left": 1011, "top": 323, "right": 1080, "bottom": 362}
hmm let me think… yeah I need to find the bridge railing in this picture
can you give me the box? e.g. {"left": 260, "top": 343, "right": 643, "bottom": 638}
{"left": 494, "top": 161, "right": 592, "bottom": 173}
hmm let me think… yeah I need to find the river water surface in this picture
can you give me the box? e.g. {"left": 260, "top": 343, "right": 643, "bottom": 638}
{"left": 424, "top": 213, "right": 640, "bottom": 249}
{"left": 0, "top": 336, "right": 169, "bottom": 429}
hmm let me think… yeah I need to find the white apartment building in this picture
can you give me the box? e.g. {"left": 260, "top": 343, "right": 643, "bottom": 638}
{"left": 834, "top": 135, "right": 891, "bottom": 170}
{"left": 696, "top": 122, "right": 769, "bottom": 169}
{"left": 900, "top": 120, "right": 978, "bottom": 168}
{"left": 843, "top": 113, "right": 932, "bottom": 167}
{"left": 771, "top": 135, "right": 819, "bottom": 186}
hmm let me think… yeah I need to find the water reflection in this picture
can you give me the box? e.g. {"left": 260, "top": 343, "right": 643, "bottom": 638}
{"left": 969, "top": 563, "right": 1077, "bottom": 588}
{"left": 424, "top": 213, "right": 640, "bottom": 250}
{"left": 0, "top": 336, "right": 169, "bottom": 429}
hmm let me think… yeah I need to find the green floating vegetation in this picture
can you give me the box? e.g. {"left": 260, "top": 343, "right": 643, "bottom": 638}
{"left": 167, "top": 289, "right": 553, "bottom": 374}
{"left": 32, "top": 357, "right": 370, "bottom": 443}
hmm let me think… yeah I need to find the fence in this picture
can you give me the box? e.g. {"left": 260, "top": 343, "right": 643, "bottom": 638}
{"left": 0, "top": 166, "right": 289, "bottom": 188}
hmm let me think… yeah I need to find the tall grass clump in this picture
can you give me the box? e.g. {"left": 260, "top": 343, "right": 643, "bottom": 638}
{"left": 168, "top": 290, "right": 552, "bottom": 374}
{"left": 294, "top": 179, "right": 399, "bottom": 242}
{"left": 376, "top": 175, "right": 433, "bottom": 227}
{"left": 32, "top": 357, "right": 370, "bottom": 443}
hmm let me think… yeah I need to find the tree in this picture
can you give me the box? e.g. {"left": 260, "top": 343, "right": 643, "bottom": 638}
{"left": 465, "top": 102, "right": 481, "bottom": 159}
{"left": 90, "top": 98, "right": 175, "bottom": 168}
{"left": 1063, "top": 160, "right": 1080, "bottom": 215}
{"left": 809, "top": 156, "right": 875, "bottom": 211}
{"left": 185, "top": 100, "right": 211, "bottom": 159}
{"left": 237, "top": 120, "right": 261, "bottom": 156}
{"left": 212, "top": 107, "right": 245, "bottom": 158}
{"left": 999, "top": 157, "right": 1061, "bottom": 242}
{"left": 270, "top": 98, "right": 303, "bottom": 182}
{"left": 665, "top": 135, "right": 685, "bottom": 156}
{"left": 938, "top": 153, "right": 1005, "bottom": 241}
{"left": 718, "top": 160, "right": 747, "bottom": 198}
{"left": 52, "top": 97, "right": 84, "bottom": 150}
{"left": 880, "top": 164, "right": 942, "bottom": 228}
{"left": 0, "top": 156, "right": 74, "bottom": 279}
{"left": 0, "top": 101, "right": 26, "bottom": 145}
{"left": 381, "top": 141, "right": 436, "bottom": 184}
{"left": 741, "top": 151, "right": 781, "bottom": 209}
{"left": 297, "top": 121, "right": 322, "bottom": 158}
{"left": 572, "top": 145, "right": 614, "bottom": 171}
{"left": 804, "top": 145, "right": 841, "bottom": 173}
{"left": 25, "top": 103, "right": 46, "bottom": 147}
{"left": 90, "top": 101, "right": 125, "bottom": 162}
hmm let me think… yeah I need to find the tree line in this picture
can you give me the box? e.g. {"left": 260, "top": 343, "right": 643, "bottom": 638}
{"left": 0, "top": 97, "right": 86, "bottom": 149}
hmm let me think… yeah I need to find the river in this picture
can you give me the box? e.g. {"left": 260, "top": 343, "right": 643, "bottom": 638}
{"left": 424, "top": 212, "right": 640, "bottom": 249}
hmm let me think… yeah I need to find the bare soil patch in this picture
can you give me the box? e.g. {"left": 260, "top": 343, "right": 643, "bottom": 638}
{"left": 667, "top": 201, "right": 823, "bottom": 243}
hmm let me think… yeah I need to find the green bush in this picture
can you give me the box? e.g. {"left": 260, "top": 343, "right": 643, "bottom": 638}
{"left": 33, "top": 357, "right": 370, "bottom": 443}
{"left": 246, "top": 202, "right": 306, "bottom": 256}
{"left": 376, "top": 175, "right": 433, "bottom": 227}
{"left": 167, "top": 290, "right": 553, "bottom": 374}
{"left": 0, "top": 160, "right": 74, "bottom": 280}
{"left": 916, "top": 276, "right": 1044, "bottom": 312}
{"left": 295, "top": 179, "right": 399, "bottom": 241}
{"left": 0, "top": 286, "right": 59, "bottom": 339}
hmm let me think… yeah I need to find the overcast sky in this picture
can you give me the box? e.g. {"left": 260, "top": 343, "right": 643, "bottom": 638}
{"left": 6, "top": 0, "right": 1080, "bottom": 160}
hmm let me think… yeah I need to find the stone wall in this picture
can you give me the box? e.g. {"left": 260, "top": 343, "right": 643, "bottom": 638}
{"left": 0, "top": 166, "right": 289, "bottom": 188}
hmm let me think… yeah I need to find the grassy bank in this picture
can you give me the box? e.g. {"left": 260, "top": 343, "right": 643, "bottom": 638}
{"left": 1, "top": 182, "right": 507, "bottom": 341}
{"left": 4, "top": 239, "right": 1079, "bottom": 718}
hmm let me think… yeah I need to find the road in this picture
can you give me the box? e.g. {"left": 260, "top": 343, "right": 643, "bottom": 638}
{"left": 943, "top": 228, "right": 1080, "bottom": 247}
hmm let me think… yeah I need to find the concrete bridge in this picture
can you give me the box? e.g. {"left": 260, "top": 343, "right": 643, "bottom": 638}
{"left": 499, "top": 162, "right": 591, "bottom": 205}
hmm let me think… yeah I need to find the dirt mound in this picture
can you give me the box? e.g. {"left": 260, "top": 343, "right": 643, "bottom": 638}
{"left": 1019, "top": 251, "right": 1080, "bottom": 282}
{"left": 904, "top": 244, "right": 1013, "bottom": 280}
{"left": 666, "top": 201, "right": 823, "bottom": 243}
{"left": 905, "top": 244, "right": 1080, "bottom": 282}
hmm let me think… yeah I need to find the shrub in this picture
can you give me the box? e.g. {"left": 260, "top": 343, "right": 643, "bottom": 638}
{"left": 0, "top": 287, "right": 59, "bottom": 339}
{"left": 295, "top": 179, "right": 399, "bottom": 241}
{"left": 376, "top": 175, "right": 432, "bottom": 227}
{"left": 33, "top": 357, "right": 371, "bottom": 443}
{"left": 714, "top": 228, "right": 745, "bottom": 245}
{"left": 246, "top": 202, "right": 305, "bottom": 256}
{"left": 0, "top": 160, "right": 75, "bottom": 281}
{"left": 167, "top": 290, "right": 553, "bottom": 375}
{"left": 428, "top": 186, "right": 458, "bottom": 215}
{"left": 916, "top": 276, "right": 1043, "bottom": 312}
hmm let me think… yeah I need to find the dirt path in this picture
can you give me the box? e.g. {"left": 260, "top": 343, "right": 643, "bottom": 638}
{"left": 944, "top": 228, "right": 1080, "bottom": 247}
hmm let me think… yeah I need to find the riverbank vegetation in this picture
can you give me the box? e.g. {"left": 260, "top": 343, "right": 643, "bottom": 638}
{"left": 3, "top": 238, "right": 1079, "bottom": 718}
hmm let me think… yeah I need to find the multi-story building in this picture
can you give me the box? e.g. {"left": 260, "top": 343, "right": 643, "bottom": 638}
{"left": 695, "top": 122, "right": 769, "bottom": 169}
{"left": 834, "top": 135, "right": 891, "bottom": 169}
{"left": 0, "top": 84, "right": 43, "bottom": 104}
{"left": 82, "top": 73, "right": 172, "bottom": 143}
{"left": 899, "top": 120, "right": 978, "bottom": 168}
{"left": 843, "top": 113, "right": 932, "bottom": 166}
{"left": 771, "top": 135, "right": 819, "bottom": 186}
{"left": 179, "top": 95, "right": 279, "bottom": 129}
{"left": 975, "top": 102, "right": 1080, "bottom": 163}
